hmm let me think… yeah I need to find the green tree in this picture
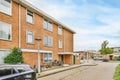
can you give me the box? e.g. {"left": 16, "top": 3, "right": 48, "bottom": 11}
{"left": 100, "top": 40, "right": 113, "bottom": 55}
{"left": 4, "top": 47, "right": 23, "bottom": 64}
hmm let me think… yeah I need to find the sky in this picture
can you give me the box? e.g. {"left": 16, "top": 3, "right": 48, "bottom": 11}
{"left": 26, "top": 0, "right": 120, "bottom": 51}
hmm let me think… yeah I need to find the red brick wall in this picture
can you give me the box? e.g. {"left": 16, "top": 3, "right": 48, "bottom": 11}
{"left": 0, "top": 1, "right": 74, "bottom": 66}
{"left": 0, "top": 2, "right": 19, "bottom": 49}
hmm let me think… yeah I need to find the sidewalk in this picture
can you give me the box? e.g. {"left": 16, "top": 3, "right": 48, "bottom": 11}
{"left": 37, "top": 60, "right": 97, "bottom": 78}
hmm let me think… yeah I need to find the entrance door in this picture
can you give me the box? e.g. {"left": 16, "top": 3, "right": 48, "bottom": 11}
{"left": 61, "top": 55, "right": 64, "bottom": 64}
{"left": 73, "top": 56, "right": 76, "bottom": 64}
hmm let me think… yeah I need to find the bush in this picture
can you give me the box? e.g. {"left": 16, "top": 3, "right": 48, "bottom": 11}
{"left": 114, "top": 64, "right": 120, "bottom": 80}
{"left": 116, "top": 56, "right": 120, "bottom": 61}
{"left": 4, "top": 47, "right": 23, "bottom": 64}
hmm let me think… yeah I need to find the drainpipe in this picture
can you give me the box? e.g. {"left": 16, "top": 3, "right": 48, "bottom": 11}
{"left": 64, "top": 29, "right": 65, "bottom": 52}
{"left": 18, "top": 4, "right": 21, "bottom": 48}
{"left": 64, "top": 29, "right": 65, "bottom": 64}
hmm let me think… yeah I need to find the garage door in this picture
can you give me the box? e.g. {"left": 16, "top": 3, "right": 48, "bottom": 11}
{"left": 0, "top": 50, "right": 10, "bottom": 64}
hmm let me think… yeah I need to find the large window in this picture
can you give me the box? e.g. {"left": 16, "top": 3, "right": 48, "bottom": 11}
{"left": 58, "top": 26, "right": 62, "bottom": 35}
{"left": 44, "top": 35, "right": 53, "bottom": 47}
{"left": 27, "top": 10, "right": 34, "bottom": 24}
{"left": 0, "top": 21, "right": 12, "bottom": 40}
{"left": 26, "top": 30, "right": 34, "bottom": 44}
{"left": 44, "top": 20, "right": 53, "bottom": 31}
{"left": 0, "top": 0, "right": 12, "bottom": 15}
{"left": 44, "top": 53, "right": 52, "bottom": 62}
{"left": 59, "top": 40, "right": 62, "bottom": 48}
{"left": 0, "top": 50, "right": 10, "bottom": 64}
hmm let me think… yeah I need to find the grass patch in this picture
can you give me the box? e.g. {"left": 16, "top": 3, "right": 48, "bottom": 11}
{"left": 114, "top": 64, "right": 120, "bottom": 80}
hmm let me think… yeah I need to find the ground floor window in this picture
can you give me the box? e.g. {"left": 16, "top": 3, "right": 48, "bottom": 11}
{"left": 43, "top": 53, "right": 52, "bottom": 62}
{"left": 0, "top": 50, "right": 10, "bottom": 64}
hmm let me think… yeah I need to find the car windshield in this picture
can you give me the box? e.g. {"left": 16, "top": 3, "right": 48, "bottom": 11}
{"left": 15, "top": 66, "right": 31, "bottom": 72}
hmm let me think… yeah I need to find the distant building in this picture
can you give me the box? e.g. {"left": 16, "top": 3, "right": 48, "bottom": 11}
{"left": 111, "top": 47, "right": 120, "bottom": 57}
{"left": 74, "top": 50, "right": 95, "bottom": 63}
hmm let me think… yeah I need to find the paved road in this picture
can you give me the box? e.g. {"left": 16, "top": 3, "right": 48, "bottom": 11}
{"left": 38, "top": 62, "right": 119, "bottom": 80}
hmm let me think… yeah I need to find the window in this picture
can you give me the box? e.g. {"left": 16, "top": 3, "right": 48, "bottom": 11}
{"left": 26, "top": 30, "right": 34, "bottom": 44}
{"left": 0, "top": 21, "right": 12, "bottom": 40}
{"left": 44, "top": 35, "right": 53, "bottom": 47}
{"left": 27, "top": 10, "right": 34, "bottom": 24}
{"left": 0, "top": 67, "right": 16, "bottom": 77}
{"left": 0, "top": 50, "right": 10, "bottom": 64}
{"left": 0, "top": 0, "right": 12, "bottom": 15}
{"left": 58, "top": 26, "right": 62, "bottom": 35}
{"left": 44, "top": 53, "right": 52, "bottom": 62}
{"left": 59, "top": 40, "right": 62, "bottom": 48}
{"left": 44, "top": 20, "right": 53, "bottom": 31}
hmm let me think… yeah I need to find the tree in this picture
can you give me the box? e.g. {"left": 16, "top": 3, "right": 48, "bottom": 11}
{"left": 100, "top": 40, "right": 113, "bottom": 55}
{"left": 4, "top": 47, "right": 23, "bottom": 64}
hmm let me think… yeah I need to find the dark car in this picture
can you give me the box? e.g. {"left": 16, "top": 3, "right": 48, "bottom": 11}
{"left": 0, "top": 64, "right": 36, "bottom": 80}
{"left": 102, "top": 59, "right": 109, "bottom": 62}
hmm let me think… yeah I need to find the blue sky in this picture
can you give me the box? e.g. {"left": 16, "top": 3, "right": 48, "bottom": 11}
{"left": 27, "top": 0, "right": 120, "bottom": 51}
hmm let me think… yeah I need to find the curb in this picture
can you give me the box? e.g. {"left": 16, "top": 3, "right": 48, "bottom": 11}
{"left": 37, "top": 63, "right": 97, "bottom": 78}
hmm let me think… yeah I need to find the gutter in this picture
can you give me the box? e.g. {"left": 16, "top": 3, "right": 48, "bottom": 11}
{"left": 13, "top": 0, "right": 76, "bottom": 34}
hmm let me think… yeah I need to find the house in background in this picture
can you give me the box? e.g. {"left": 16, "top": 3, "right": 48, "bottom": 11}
{"left": 74, "top": 50, "right": 95, "bottom": 63}
{"left": 0, "top": 0, "right": 76, "bottom": 67}
{"left": 111, "top": 47, "right": 120, "bottom": 58}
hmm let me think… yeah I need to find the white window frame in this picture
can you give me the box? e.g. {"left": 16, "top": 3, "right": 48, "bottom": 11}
{"left": 43, "top": 53, "right": 52, "bottom": 63}
{"left": 0, "top": 21, "right": 12, "bottom": 41}
{"left": 58, "top": 26, "right": 62, "bottom": 35}
{"left": 44, "top": 19, "right": 53, "bottom": 32}
{"left": 26, "top": 10, "right": 34, "bottom": 24}
{"left": 0, "top": 0, "right": 12, "bottom": 15}
{"left": 26, "top": 30, "right": 34, "bottom": 44}
{"left": 59, "top": 40, "right": 62, "bottom": 48}
{"left": 44, "top": 35, "right": 53, "bottom": 47}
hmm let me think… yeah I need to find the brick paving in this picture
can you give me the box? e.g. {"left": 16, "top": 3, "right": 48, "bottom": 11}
{"left": 38, "top": 62, "right": 119, "bottom": 80}
{"left": 37, "top": 66, "right": 89, "bottom": 80}
{"left": 62, "top": 62, "right": 119, "bottom": 80}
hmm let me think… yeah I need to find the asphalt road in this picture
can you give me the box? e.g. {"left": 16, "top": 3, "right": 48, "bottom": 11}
{"left": 38, "top": 62, "right": 119, "bottom": 80}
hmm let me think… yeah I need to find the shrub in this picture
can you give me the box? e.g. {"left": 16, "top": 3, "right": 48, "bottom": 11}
{"left": 114, "top": 64, "right": 120, "bottom": 80}
{"left": 4, "top": 47, "right": 23, "bottom": 64}
{"left": 116, "top": 56, "right": 120, "bottom": 61}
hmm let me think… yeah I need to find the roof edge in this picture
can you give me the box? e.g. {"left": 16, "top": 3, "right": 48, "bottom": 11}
{"left": 13, "top": 0, "right": 76, "bottom": 34}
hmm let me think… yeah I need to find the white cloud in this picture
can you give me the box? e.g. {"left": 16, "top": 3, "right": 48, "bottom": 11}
{"left": 64, "top": 0, "right": 74, "bottom": 4}
{"left": 26, "top": 0, "right": 120, "bottom": 51}
{"left": 26, "top": 0, "right": 76, "bottom": 19}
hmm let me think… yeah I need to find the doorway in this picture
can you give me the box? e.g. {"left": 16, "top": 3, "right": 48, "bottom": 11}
{"left": 61, "top": 55, "right": 64, "bottom": 64}
{"left": 73, "top": 55, "right": 76, "bottom": 64}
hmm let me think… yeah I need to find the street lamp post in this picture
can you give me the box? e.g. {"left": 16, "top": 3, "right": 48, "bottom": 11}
{"left": 35, "top": 37, "right": 41, "bottom": 74}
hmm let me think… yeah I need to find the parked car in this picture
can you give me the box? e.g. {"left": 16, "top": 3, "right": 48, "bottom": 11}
{"left": 94, "top": 58, "right": 109, "bottom": 62}
{"left": 94, "top": 58, "right": 104, "bottom": 61}
{"left": 0, "top": 64, "right": 36, "bottom": 80}
{"left": 102, "top": 59, "right": 109, "bottom": 62}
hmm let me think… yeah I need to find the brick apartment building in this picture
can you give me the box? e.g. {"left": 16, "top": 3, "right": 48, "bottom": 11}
{"left": 0, "top": 0, "right": 76, "bottom": 67}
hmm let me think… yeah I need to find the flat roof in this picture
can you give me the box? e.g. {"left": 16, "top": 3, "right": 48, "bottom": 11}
{"left": 111, "top": 47, "right": 120, "bottom": 48}
{"left": 13, "top": 0, "right": 76, "bottom": 34}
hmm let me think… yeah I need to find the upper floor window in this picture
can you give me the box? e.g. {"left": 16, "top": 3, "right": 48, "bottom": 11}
{"left": 44, "top": 35, "right": 53, "bottom": 47}
{"left": 0, "top": 0, "right": 12, "bottom": 15}
{"left": 58, "top": 26, "right": 62, "bottom": 35}
{"left": 0, "top": 21, "right": 12, "bottom": 40}
{"left": 59, "top": 40, "right": 62, "bottom": 48}
{"left": 27, "top": 10, "right": 34, "bottom": 24}
{"left": 44, "top": 53, "right": 52, "bottom": 63}
{"left": 26, "top": 30, "right": 34, "bottom": 44}
{"left": 44, "top": 20, "right": 53, "bottom": 31}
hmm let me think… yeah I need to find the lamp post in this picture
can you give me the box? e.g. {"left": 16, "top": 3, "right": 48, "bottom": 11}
{"left": 35, "top": 37, "right": 41, "bottom": 74}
